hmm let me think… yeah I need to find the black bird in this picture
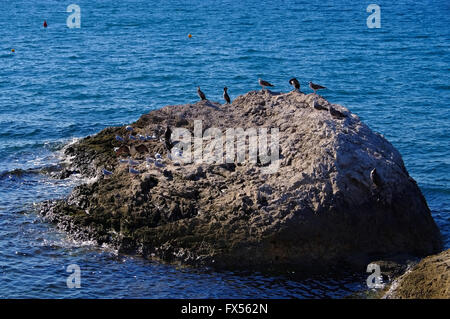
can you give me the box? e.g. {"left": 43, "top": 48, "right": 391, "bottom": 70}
{"left": 164, "top": 126, "right": 173, "bottom": 150}
{"left": 197, "top": 86, "right": 207, "bottom": 100}
{"left": 309, "top": 81, "right": 326, "bottom": 94}
{"left": 289, "top": 78, "right": 300, "bottom": 91}
{"left": 258, "top": 78, "right": 274, "bottom": 91}
{"left": 370, "top": 168, "right": 382, "bottom": 188}
{"left": 223, "top": 87, "right": 231, "bottom": 104}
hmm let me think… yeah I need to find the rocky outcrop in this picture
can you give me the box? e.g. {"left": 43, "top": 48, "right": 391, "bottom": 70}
{"left": 40, "top": 90, "right": 443, "bottom": 272}
{"left": 384, "top": 249, "right": 450, "bottom": 299}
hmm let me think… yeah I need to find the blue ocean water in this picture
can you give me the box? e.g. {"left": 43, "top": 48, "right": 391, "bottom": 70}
{"left": 0, "top": 0, "right": 448, "bottom": 298}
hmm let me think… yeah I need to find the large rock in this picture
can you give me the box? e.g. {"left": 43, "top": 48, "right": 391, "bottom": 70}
{"left": 40, "top": 90, "right": 443, "bottom": 271}
{"left": 384, "top": 249, "right": 449, "bottom": 299}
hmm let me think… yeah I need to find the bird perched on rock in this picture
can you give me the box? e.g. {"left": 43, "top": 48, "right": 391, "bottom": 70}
{"left": 154, "top": 160, "right": 165, "bottom": 169}
{"left": 128, "top": 158, "right": 140, "bottom": 166}
{"left": 289, "top": 78, "right": 300, "bottom": 91}
{"left": 258, "top": 78, "right": 274, "bottom": 91}
{"left": 309, "top": 81, "right": 326, "bottom": 94}
{"left": 197, "top": 86, "right": 207, "bottom": 101}
{"left": 129, "top": 167, "right": 140, "bottom": 175}
{"left": 223, "top": 87, "right": 231, "bottom": 104}
{"left": 164, "top": 126, "right": 173, "bottom": 150}
{"left": 370, "top": 168, "right": 382, "bottom": 188}
{"left": 102, "top": 168, "right": 113, "bottom": 176}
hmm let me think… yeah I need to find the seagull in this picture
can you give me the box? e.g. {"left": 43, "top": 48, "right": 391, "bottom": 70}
{"left": 102, "top": 168, "right": 113, "bottom": 176}
{"left": 129, "top": 167, "right": 140, "bottom": 174}
{"left": 115, "top": 135, "right": 125, "bottom": 142}
{"left": 154, "top": 160, "right": 165, "bottom": 169}
{"left": 370, "top": 168, "right": 382, "bottom": 188}
{"left": 126, "top": 125, "right": 133, "bottom": 131}
{"left": 309, "top": 81, "right": 326, "bottom": 94}
{"left": 258, "top": 78, "right": 274, "bottom": 91}
{"left": 128, "top": 158, "right": 140, "bottom": 166}
{"left": 174, "top": 149, "right": 183, "bottom": 160}
{"left": 289, "top": 78, "right": 300, "bottom": 91}
{"left": 197, "top": 86, "right": 207, "bottom": 101}
{"left": 223, "top": 87, "right": 231, "bottom": 104}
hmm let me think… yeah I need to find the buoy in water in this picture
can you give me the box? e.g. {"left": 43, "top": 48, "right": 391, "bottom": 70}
{"left": 11, "top": 49, "right": 15, "bottom": 53}
{"left": 43, "top": 20, "right": 48, "bottom": 28}
{"left": 188, "top": 34, "right": 192, "bottom": 38}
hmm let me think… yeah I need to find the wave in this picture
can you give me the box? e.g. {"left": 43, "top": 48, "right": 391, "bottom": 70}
{"left": 0, "top": 165, "right": 62, "bottom": 180}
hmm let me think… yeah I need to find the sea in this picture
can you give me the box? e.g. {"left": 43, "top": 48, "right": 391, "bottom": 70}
{"left": 0, "top": 0, "right": 448, "bottom": 298}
